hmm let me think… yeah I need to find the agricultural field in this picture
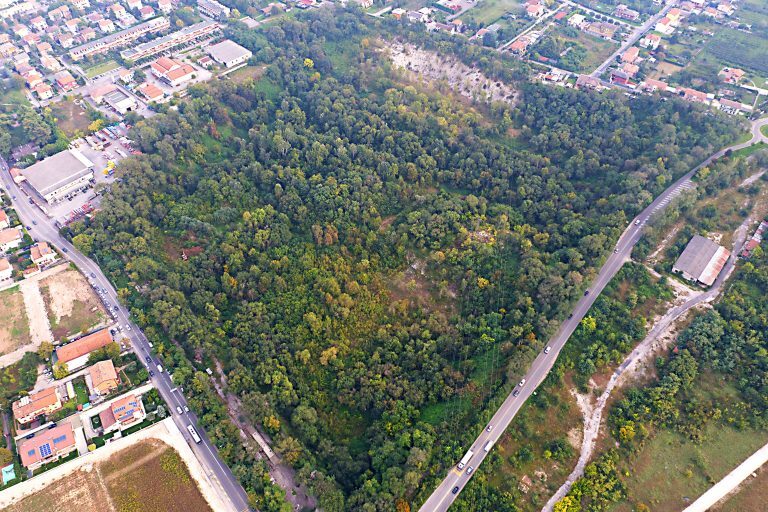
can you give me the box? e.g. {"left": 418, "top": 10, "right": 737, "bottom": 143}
{"left": 703, "top": 28, "right": 768, "bottom": 75}
{"left": 49, "top": 100, "right": 94, "bottom": 139}
{"left": 1, "top": 440, "right": 212, "bottom": 512}
{"left": 0, "top": 287, "right": 31, "bottom": 357}
{"left": 39, "top": 267, "right": 108, "bottom": 340}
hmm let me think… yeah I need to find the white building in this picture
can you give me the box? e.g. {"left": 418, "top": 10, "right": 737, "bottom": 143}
{"left": 20, "top": 149, "right": 94, "bottom": 204}
{"left": 207, "top": 39, "right": 252, "bottom": 68}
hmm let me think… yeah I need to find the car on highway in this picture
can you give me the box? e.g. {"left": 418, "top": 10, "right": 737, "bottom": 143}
{"left": 145, "top": 356, "right": 152, "bottom": 364}
{"left": 486, "top": 425, "right": 493, "bottom": 432}
{"left": 90, "top": 272, "right": 96, "bottom": 278}
{"left": 568, "top": 313, "right": 573, "bottom": 319}
{"left": 584, "top": 290, "right": 589, "bottom": 296}
{"left": 184, "top": 405, "right": 189, "bottom": 413}
{"left": 176, "top": 406, "right": 183, "bottom": 415}
{"left": 32, "top": 220, "right": 36, "bottom": 225}
{"left": 62, "top": 247, "right": 68, "bottom": 253}
{"left": 156, "top": 364, "right": 163, "bottom": 373}
{"left": 451, "top": 486, "right": 459, "bottom": 495}
{"left": 513, "top": 389, "right": 520, "bottom": 397}
{"left": 466, "top": 466, "right": 474, "bottom": 475}
{"left": 544, "top": 346, "right": 551, "bottom": 354}
{"left": 25, "top": 225, "right": 31, "bottom": 230}
{"left": 149, "top": 370, "right": 155, "bottom": 377}
{"left": 635, "top": 219, "right": 640, "bottom": 225}
{"left": 127, "top": 325, "right": 132, "bottom": 331}
{"left": 518, "top": 378, "right": 526, "bottom": 387}
{"left": 614, "top": 247, "right": 619, "bottom": 253}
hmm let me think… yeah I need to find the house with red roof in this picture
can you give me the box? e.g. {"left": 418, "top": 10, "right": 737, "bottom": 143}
{"left": 18, "top": 423, "right": 76, "bottom": 469}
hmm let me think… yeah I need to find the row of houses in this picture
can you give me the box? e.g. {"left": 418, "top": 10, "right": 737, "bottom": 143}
{"left": 15, "top": 389, "right": 146, "bottom": 469}
{"left": 120, "top": 19, "right": 219, "bottom": 62}
{"left": 69, "top": 15, "right": 170, "bottom": 61}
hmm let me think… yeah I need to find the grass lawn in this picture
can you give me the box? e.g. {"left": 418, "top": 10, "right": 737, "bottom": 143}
{"left": 614, "top": 423, "right": 768, "bottom": 511}
{"left": 761, "top": 124, "right": 768, "bottom": 139}
{"left": 85, "top": 60, "right": 119, "bottom": 79}
{"left": 0, "top": 286, "right": 32, "bottom": 357}
{"left": 462, "top": 0, "right": 524, "bottom": 26}
{"left": 225, "top": 65, "right": 266, "bottom": 84}
{"left": 731, "top": 142, "right": 766, "bottom": 159}
{"left": 73, "top": 377, "right": 89, "bottom": 405}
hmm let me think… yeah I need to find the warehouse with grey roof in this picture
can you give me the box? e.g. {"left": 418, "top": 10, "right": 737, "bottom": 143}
{"left": 20, "top": 149, "right": 94, "bottom": 204}
{"left": 672, "top": 235, "right": 730, "bottom": 287}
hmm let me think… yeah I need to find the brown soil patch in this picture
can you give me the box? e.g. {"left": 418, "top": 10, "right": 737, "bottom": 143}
{"left": 0, "top": 286, "right": 31, "bottom": 356}
{"left": 388, "top": 258, "right": 455, "bottom": 318}
{"left": 379, "top": 215, "right": 396, "bottom": 232}
{"left": 39, "top": 268, "right": 106, "bottom": 339}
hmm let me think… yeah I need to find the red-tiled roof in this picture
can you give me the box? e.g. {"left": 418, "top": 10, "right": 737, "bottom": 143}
{"left": 18, "top": 423, "right": 75, "bottom": 467}
{"left": 56, "top": 329, "right": 113, "bottom": 364}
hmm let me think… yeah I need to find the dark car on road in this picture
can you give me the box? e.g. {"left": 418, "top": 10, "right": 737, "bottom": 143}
{"left": 452, "top": 486, "right": 459, "bottom": 494}
{"left": 513, "top": 389, "right": 520, "bottom": 397}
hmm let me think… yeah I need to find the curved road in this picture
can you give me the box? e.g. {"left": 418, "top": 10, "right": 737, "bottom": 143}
{"left": 417, "top": 118, "right": 768, "bottom": 512}
{"left": 0, "top": 158, "right": 252, "bottom": 512}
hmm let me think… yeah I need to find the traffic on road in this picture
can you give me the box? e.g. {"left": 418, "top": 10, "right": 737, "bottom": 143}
{"left": 0, "top": 156, "right": 251, "bottom": 512}
{"left": 418, "top": 116, "right": 768, "bottom": 511}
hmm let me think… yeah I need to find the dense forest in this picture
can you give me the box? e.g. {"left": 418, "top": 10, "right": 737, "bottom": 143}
{"left": 68, "top": 9, "right": 745, "bottom": 510}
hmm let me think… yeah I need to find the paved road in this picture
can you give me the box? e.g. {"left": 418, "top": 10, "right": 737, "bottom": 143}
{"left": 682, "top": 441, "right": 768, "bottom": 511}
{"left": 0, "top": 158, "right": 251, "bottom": 512}
{"left": 417, "top": 119, "right": 768, "bottom": 512}
{"left": 590, "top": 1, "right": 673, "bottom": 78}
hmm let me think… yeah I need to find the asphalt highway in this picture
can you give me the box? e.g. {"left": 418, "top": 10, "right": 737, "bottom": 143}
{"left": 0, "top": 158, "right": 251, "bottom": 512}
{"left": 418, "top": 118, "right": 768, "bottom": 512}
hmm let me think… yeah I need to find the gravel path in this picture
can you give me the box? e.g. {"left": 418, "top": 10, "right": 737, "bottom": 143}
{"left": 19, "top": 279, "right": 52, "bottom": 349}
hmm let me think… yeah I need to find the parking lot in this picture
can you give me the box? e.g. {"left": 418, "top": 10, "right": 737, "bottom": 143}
{"left": 42, "top": 126, "right": 135, "bottom": 224}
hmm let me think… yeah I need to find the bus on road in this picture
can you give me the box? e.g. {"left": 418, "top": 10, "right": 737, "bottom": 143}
{"left": 187, "top": 424, "right": 202, "bottom": 444}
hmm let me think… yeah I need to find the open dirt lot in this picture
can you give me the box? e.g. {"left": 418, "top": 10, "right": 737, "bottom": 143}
{"left": 1, "top": 439, "right": 212, "bottom": 512}
{"left": 50, "top": 100, "right": 92, "bottom": 138}
{"left": 0, "top": 286, "right": 31, "bottom": 356}
{"left": 388, "top": 43, "right": 518, "bottom": 104}
{"left": 39, "top": 267, "right": 107, "bottom": 340}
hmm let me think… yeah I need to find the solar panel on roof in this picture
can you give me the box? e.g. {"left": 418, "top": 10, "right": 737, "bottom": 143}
{"left": 53, "top": 434, "right": 67, "bottom": 444}
{"left": 39, "top": 443, "right": 52, "bottom": 458}
{"left": 27, "top": 449, "right": 36, "bottom": 456}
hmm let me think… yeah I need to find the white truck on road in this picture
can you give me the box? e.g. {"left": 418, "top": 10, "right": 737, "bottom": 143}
{"left": 457, "top": 449, "right": 474, "bottom": 470}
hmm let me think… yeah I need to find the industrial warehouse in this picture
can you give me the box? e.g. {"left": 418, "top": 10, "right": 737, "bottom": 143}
{"left": 672, "top": 234, "right": 731, "bottom": 287}
{"left": 19, "top": 149, "right": 95, "bottom": 204}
